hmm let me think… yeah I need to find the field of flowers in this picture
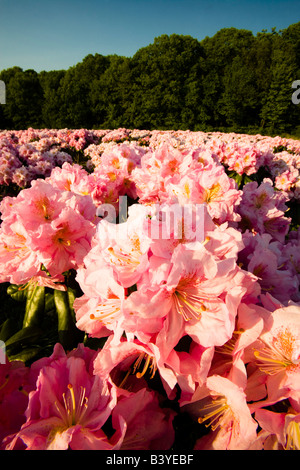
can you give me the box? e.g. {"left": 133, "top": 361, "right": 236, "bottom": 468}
{"left": 0, "top": 127, "right": 300, "bottom": 450}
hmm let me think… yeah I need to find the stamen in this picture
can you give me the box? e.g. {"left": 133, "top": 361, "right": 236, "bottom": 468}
{"left": 173, "top": 290, "right": 206, "bottom": 322}
{"left": 205, "top": 183, "right": 222, "bottom": 203}
{"left": 132, "top": 353, "right": 144, "bottom": 374}
{"left": 118, "top": 353, "right": 157, "bottom": 388}
{"left": 107, "top": 172, "right": 117, "bottom": 182}
{"left": 215, "top": 329, "right": 244, "bottom": 356}
{"left": 118, "top": 370, "right": 131, "bottom": 389}
{"left": 184, "top": 182, "right": 191, "bottom": 199}
{"left": 215, "top": 339, "right": 236, "bottom": 356}
{"left": 285, "top": 421, "right": 300, "bottom": 450}
{"left": 18, "top": 386, "right": 29, "bottom": 397}
{"left": 77, "top": 386, "right": 89, "bottom": 423}
{"left": 18, "top": 283, "right": 30, "bottom": 291}
{"left": 57, "top": 238, "right": 71, "bottom": 246}
{"left": 0, "top": 374, "right": 9, "bottom": 391}
{"left": 55, "top": 384, "right": 89, "bottom": 428}
{"left": 198, "top": 397, "right": 229, "bottom": 431}
{"left": 89, "top": 299, "right": 121, "bottom": 325}
{"left": 254, "top": 347, "right": 294, "bottom": 375}
{"left": 135, "top": 353, "right": 157, "bottom": 380}
{"left": 202, "top": 236, "right": 210, "bottom": 246}
{"left": 67, "top": 384, "right": 76, "bottom": 425}
{"left": 64, "top": 179, "right": 72, "bottom": 191}
{"left": 4, "top": 234, "right": 28, "bottom": 253}
{"left": 136, "top": 355, "right": 152, "bottom": 379}
{"left": 107, "top": 246, "right": 139, "bottom": 267}
{"left": 254, "top": 329, "right": 300, "bottom": 375}
{"left": 34, "top": 197, "right": 53, "bottom": 220}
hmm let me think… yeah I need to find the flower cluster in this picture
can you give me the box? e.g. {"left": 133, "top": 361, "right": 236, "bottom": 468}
{"left": 2, "top": 127, "right": 300, "bottom": 198}
{"left": 0, "top": 134, "right": 73, "bottom": 188}
{"left": 0, "top": 128, "right": 300, "bottom": 451}
{"left": 2, "top": 343, "right": 175, "bottom": 450}
{"left": 0, "top": 177, "right": 97, "bottom": 284}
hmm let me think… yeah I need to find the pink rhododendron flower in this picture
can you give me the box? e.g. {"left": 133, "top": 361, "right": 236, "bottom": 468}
{"left": 46, "top": 162, "right": 90, "bottom": 193}
{"left": 111, "top": 387, "right": 175, "bottom": 450}
{"left": 93, "top": 335, "right": 214, "bottom": 400}
{"left": 74, "top": 265, "right": 126, "bottom": 341}
{"left": 1, "top": 127, "right": 300, "bottom": 451}
{"left": 237, "top": 178, "right": 290, "bottom": 242}
{"left": 182, "top": 374, "right": 258, "bottom": 450}
{"left": 6, "top": 343, "right": 175, "bottom": 450}
{"left": 275, "top": 168, "right": 299, "bottom": 191}
{"left": 195, "top": 164, "right": 242, "bottom": 223}
{"left": 124, "top": 242, "right": 254, "bottom": 356}
{"left": 96, "top": 204, "right": 151, "bottom": 288}
{"left": 0, "top": 219, "right": 43, "bottom": 285}
{"left": 28, "top": 207, "right": 96, "bottom": 277}
{"left": 0, "top": 175, "right": 98, "bottom": 282}
{"left": 12, "top": 179, "right": 71, "bottom": 230}
{"left": 251, "top": 407, "right": 300, "bottom": 450}
{"left": 209, "top": 302, "right": 266, "bottom": 389}
{"left": 238, "top": 231, "right": 299, "bottom": 304}
{"left": 245, "top": 304, "right": 300, "bottom": 407}
{"left": 6, "top": 344, "right": 123, "bottom": 450}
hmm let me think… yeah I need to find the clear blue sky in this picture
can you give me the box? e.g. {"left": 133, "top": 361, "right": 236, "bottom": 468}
{"left": 0, "top": 0, "right": 299, "bottom": 72}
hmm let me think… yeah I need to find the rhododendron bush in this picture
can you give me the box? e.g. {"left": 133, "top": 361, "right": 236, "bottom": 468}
{"left": 0, "top": 127, "right": 300, "bottom": 451}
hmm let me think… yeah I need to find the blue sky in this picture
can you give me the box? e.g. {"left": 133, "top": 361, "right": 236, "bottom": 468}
{"left": 0, "top": 0, "right": 299, "bottom": 72}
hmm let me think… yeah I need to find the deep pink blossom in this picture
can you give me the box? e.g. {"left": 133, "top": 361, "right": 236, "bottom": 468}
{"left": 6, "top": 344, "right": 123, "bottom": 450}
{"left": 0, "top": 359, "right": 30, "bottom": 449}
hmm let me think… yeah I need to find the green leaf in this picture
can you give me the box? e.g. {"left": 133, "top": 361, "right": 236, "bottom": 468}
{"left": 67, "top": 288, "right": 77, "bottom": 322}
{"left": 54, "top": 289, "right": 79, "bottom": 350}
{"left": 54, "top": 290, "right": 73, "bottom": 331}
{"left": 23, "top": 285, "right": 45, "bottom": 328}
{"left": 8, "top": 347, "right": 40, "bottom": 363}
{"left": 45, "top": 292, "right": 55, "bottom": 313}
{"left": 5, "top": 326, "right": 42, "bottom": 350}
{"left": 0, "top": 318, "right": 16, "bottom": 342}
{"left": 7, "top": 284, "right": 28, "bottom": 302}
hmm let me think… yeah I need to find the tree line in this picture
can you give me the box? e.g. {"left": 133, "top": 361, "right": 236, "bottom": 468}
{"left": 1, "top": 23, "right": 300, "bottom": 136}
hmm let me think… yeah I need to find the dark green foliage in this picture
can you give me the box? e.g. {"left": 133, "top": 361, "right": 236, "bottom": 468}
{"left": 1, "top": 269, "right": 85, "bottom": 364}
{"left": 0, "top": 67, "right": 44, "bottom": 129}
{"left": 1, "top": 24, "right": 300, "bottom": 135}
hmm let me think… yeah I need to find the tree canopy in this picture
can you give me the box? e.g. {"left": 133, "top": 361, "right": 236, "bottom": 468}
{"left": 1, "top": 24, "right": 300, "bottom": 136}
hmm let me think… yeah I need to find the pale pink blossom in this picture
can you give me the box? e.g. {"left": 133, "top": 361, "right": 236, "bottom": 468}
{"left": 46, "top": 162, "right": 89, "bottom": 193}
{"left": 124, "top": 243, "right": 254, "bottom": 357}
{"left": 28, "top": 207, "right": 96, "bottom": 277}
{"left": 252, "top": 407, "right": 300, "bottom": 450}
{"left": 182, "top": 374, "right": 258, "bottom": 450}
{"left": 96, "top": 204, "right": 151, "bottom": 288}
{"left": 93, "top": 335, "right": 214, "bottom": 400}
{"left": 0, "top": 220, "right": 43, "bottom": 284}
{"left": 245, "top": 304, "right": 300, "bottom": 407}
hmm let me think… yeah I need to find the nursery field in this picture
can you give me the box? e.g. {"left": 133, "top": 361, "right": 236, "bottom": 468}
{"left": 0, "top": 127, "right": 300, "bottom": 450}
